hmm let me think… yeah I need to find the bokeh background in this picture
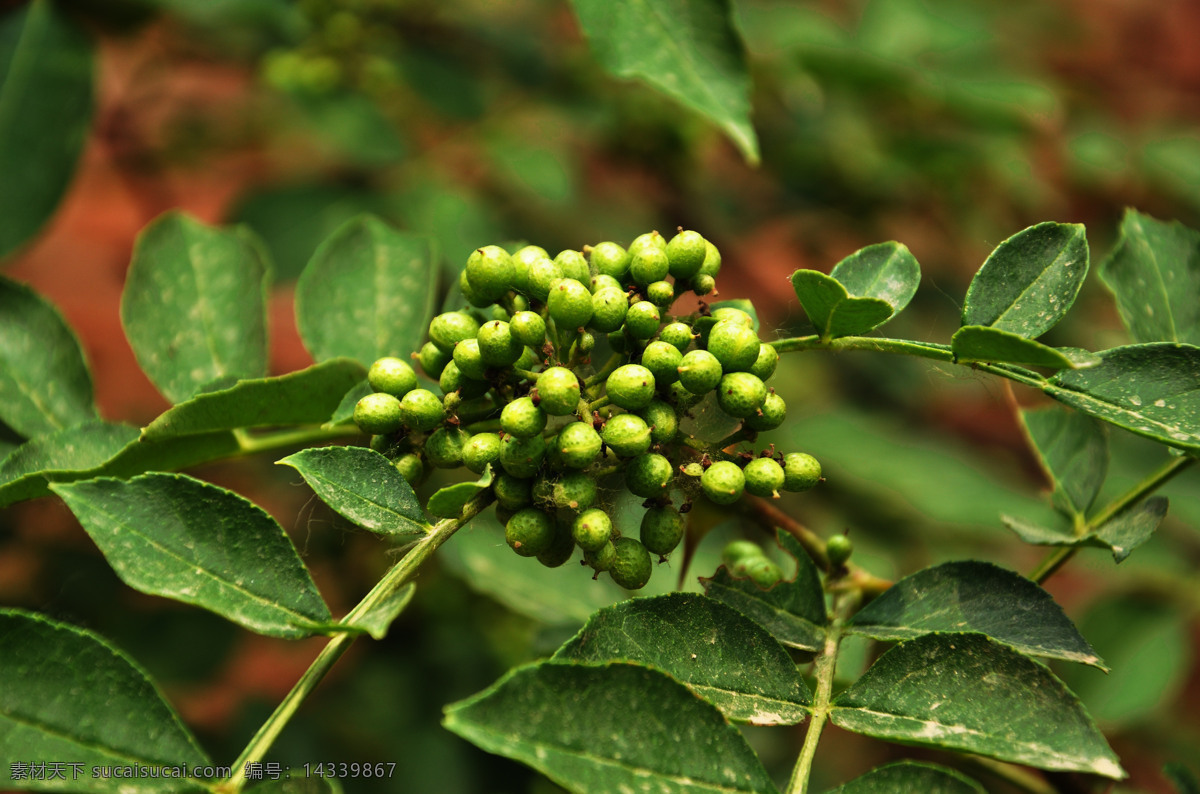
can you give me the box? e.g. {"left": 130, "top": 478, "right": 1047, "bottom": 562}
{"left": 2, "top": 0, "right": 1199, "bottom": 791}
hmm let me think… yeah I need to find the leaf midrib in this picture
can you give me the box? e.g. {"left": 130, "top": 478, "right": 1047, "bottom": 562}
{"left": 991, "top": 228, "right": 1083, "bottom": 333}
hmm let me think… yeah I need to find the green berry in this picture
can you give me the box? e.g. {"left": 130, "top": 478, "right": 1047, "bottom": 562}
{"left": 625, "top": 453, "right": 673, "bottom": 498}
{"left": 659, "top": 322, "right": 695, "bottom": 352}
{"left": 601, "top": 413, "right": 652, "bottom": 458}
{"left": 452, "top": 338, "right": 488, "bottom": 380}
{"left": 749, "top": 344, "right": 778, "bottom": 381}
{"left": 640, "top": 506, "right": 685, "bottom": 556}
{"left": 590, "top": 287, "right": 629, "bottom": 333}
{"left": 463, "top": 432, "right": 502, "bottom": 474}
{"left": 535, "top": 367, "right": 582, "bottom": 415}
{"left": 628, "top": 230, "right": 666, "bottom": 253}
{"left": 493, "top": 472, "right": 533, "bottom": 510}
{"left": 525, "top": 257, "right": 563, "bottom": 302}
{"left": 677, "top": 349, "right": 723, "bottom": 394}
{"left": 826, "top": 534, "right": 853, "bottom": 568}
{"left": 645, "top": 280, "right": 676, "bottom": 309}
{"left": 399, "top": 389, "right": 446, "bottom": 431}
{"left": 516, "top": 345, "right": 540, "bottom": 371}
{"left": 572, "top": 508, "right": 612, "bottom": 552}
{"left": 707, "top": 320, "right": 761, "bottom": 372}
{"left": 576, "top": 332, "right": 596, "bottom": 355}
{"left": 638, "top": 399, "right": 679, "bottom": 444}
{"left": 590, "top": 274, "right": 623, "bottom": 294}
{"left": 499, "top": 433, "right": 547, "bottom": 478}
{"left": 555, "top": 249, "right": 590, "bottom": 283}
{"left": 393, "top": 452, "right": 423, "bottom": 484}
{"left": 607, "top": 331, "right": 629, "bottom": 353}
{"left": 429, "top": 312, "right": 481, "bottom": 353}
{"left": 458, "top": 269, "right": 491, "bottom": 308}
{"left": 666, "top": 230, "right": 707, "bottom": 280}
{"left": 506, "top": 508, "right": 556, "bottom": 557}
{"left": 368, "top": 357, "right": 418, "bottom": 397}
{"left": 536, "top": 518, "right": 578, "bottom": 568}
{"left": 699, "top": 240, "right": 722, "bottom": 277}
{"left": 783, "top": 453, "right": 822, "bottom": 492}
{"left": 722, "top": 540, "right": 765, "bottom": 568}
{"left": 477, "top": 320, "right": 523, "bottom": 367}
{"left": 418, "top": 341, "right": 451, "bottom": 379}
{"left": 556, "top": 421, "right": 602, "bottom": 468}
{"left": 745, "top": 392, "right": 786, "bottom": 431}
{"left": 668, "top": 380, "right": 703, "bottom": 410}
{"left": 427, "top": 426, "right": 470, "bottom": 468}
{"left": 745, "top": 557, "right": 784, "bottom": 588}
{"left": 465, "top": 245, "right": 515, "bottom": 303}
{"left": 609, "top": 537, "right": 653, "bottom": 590}
{"left": 590, "top": 241, "right": 630, "bottom": 279}
{"left": 640, "top": 340, "right": 682, "bottom": 386}
{"left": 743, "top": 457, "right": 785, "bottom": 497}
{"left": 716, "top": 372, "right": 768, "bottom": 418}
{"left": 690, "top": 274, "right": 716, "bottom": 296}
{"left": 500, "top": 396, "right": 547, "bottom": 438}
{"left": 531, "top": 475, "right": 556, "bottom": 508}
{"left": 624, "top": 301, "right": 661, "bottom": 339}
{"left": 354, "top": 392, "right": 404, "bottom": 434}
{"left": 606, "top": 364, "right": 656, "bottom": 410}
{"left": 553, "top": 471, "right": 598, "bottom": 510}
{"left": 584, "top": 540, "right": 616, "bottom": 573}
{"left": 510, "top": 245, "right": 550, "bottom": 294}
{"left": 701, "top": 460, "right": 745, "bottom": 505}
{"left": 630, "top": 246, "right": 669, "bottom": 287}
{"left": 510, "top": 311, "right": 546, "bottom": 348}
{"left": 710, "top": 307, "right": 754, "bottom": 328}
{"left": 548, "top": 278, "right": 594, "bottom": 330}
{"left": 439, "top": 360, "right": 489, "bottom": 399}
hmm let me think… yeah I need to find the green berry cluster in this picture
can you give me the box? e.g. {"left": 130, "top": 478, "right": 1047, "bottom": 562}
{"left": 353, "top": 230, "right": 823, "bottom": 590}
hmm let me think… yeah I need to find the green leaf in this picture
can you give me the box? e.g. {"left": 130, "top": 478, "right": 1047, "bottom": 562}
{"left": 570, "top": 0, "right": 759, "bottom": 164}
{"left": 1057, "top": 595, "right": 1189, "bottom": 725}
{"left": 790, "top": 270, "right": 893, "bottom": 341}
{"left": 121, "top": 211, "right": 271, "bottom": 404}
{"left": 847, "top": 561, "right": 1105, "bottom": 669}
{"left": 324, "top": 379, "right": 372, "bottom": 428}
{"left": 553, "top": 592, "right": 811, "bottom": 725}
{"left": 1092, "top": 496, "right": 1168, "bottom": 562}
{"left": 951, "top": 326, "right": 1098, "bottom": 370}
{"left": 277, "top": 445, "right": 426, "bottom": 538}
{"left": 1019, "top": 405, "right": 1109, "bottom": 518}
{"left": 295, "top": 215, "right": 437, "bottom": 366}
{"left": 0, "top": 0, "right": 94, "bottom": 259}
{"left": 1000, "top": 514, "right": 1077, "bottom": 546}
{"left": 829, "top": 241, "right": 921, "bottom": 317}
{"left": 139, "top": 358, "right": 365, "bottom": 441}
{"left": 701, "top": 530, "right": 827, "bottom": 651}
{"left": 248, "top": 778, "right": 342, "bottom": 794}
{"left": 427, "top": 467, "right": 495, "bottom": 519}
{"left": 0, "top": 609, "right": 210, "bottom": 792}
{"left": 0, "top": 275, "right": 97, "bottom": 437}
{"left": 831, "top": 633, "right": 1124, "bottom": 778}
{"left": 1165, "top": 763, "right": 1200, "bottom": 794}
{"left": 961, "top": 222, "right": 1089, "bottom": 338}
{"left": 0, "top": 419, "right": 138, "bottom": 501}
{"left": 349, "top": 583, "right": 415, "bottom": 641}
{"left": 1099, "top": 209, "right": 1200, "bottom": 345}
{"left": 444, "top": 661, "right": 779, "bottom": 794}
{"left": 825, "top": 761, "right": 985, "bottom": 794}
{"left": 1047, "top": 343, "right": 1200, "bottom": 452}
{"left": 52, "top": 473, "right": 332, "bottom": 638}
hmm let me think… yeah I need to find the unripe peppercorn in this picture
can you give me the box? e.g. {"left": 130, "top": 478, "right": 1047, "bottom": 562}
{"left": 666, "top": 230, "right": 708, "bottom": 280}
{"left": 716, "top": 372, "right": 768, "bottom": 418}
{"left": 400, "top": 389, "right": 446, "bottom": 431}
{"left": 553, "top": 471, "right": 598, "bottom": 510}
{"left": 691, "top": 274, "right": 716, "bottom": 296}
{"left": 625, "top": 453, "right": 673, "bottom": 498}
{"left": 743, "top": 457, "right": 786, "bottom": 498}
{"left": 590, "top": 287, "right": 629, "bottom": 333}
{"left": 745, "top": 392, "right": 787, "bottom": 431}
{"left": 426, "top": 426, "right": 470, "bottom": 469}
{"left": 826, "top": 534, "right": 853, "bottom": 568}
{"left": 624, "top": 301, "right": 661, "bottom": 339}
{"left": 659, "top": 322, "right": 695, "bottom": 353}
{"left": 707, "top": 320, "right": 761, "bottom": 373}
{"left": 677, "top": 349, "right": 723, "bottom": 395}
{"left": 499, "top": 433, "right": 547, "bottom": 478}
{"left": 556, "top": 421, "right": 603, "bottom": 469}
{"left": 590, "top": 274, "right": 623, "bottom": 294}
{"left": 548, "top": 278, "right": 594, "bottom": 330}
{"left": 745, "top": 557, "right": 784, "bottom": 588}
{"left": 783, "top": 452, "right": 822, "bottom": 492}
{"left": 493, "top": 472, "right": 533, "bottom": 510}
{"left": 452, "top": 338, "right": 488, "bottom": 381}
{"left": 628, "top": 230, "right": 666, "bottom": 253}
{"left": 466, "top": 245, "right": 515, "bottom": 303}
{"left": 601, "top": 413, "right": 652, "bottom": 457}
{"left": 393, "top": 452, "right": 424, "bottom": 485}
{"left": 477, "top": 320, "right": 523, "bottom": 367}
{"left": 640, "top": 505, "right": 685, "bottom": 556}
{"left": 368, "top": 357, "right": 418, "bottom": 397}
{"left": 609, "top": 537, "right": 653, "bottom": 590}
{"left": 458, "top": 269, "right": 491, "bottom": 308}
{"left": 500, "top": 396, "right": 548, "bottom": 438}
{"left": 510, "top": 311, "right": 547, "bottom": 348}
{"left": 572, "top": 507, "right": 613, "bottom": 552}
{"left": 699, "top": 240, "right": 722, "bottom": 277}
{"left": 701, "top": 460, "right": 745, "bottom": 505}
{"left": 536, "top": 519, "right": 578, "bottom": 568}
{"left": 354, "top": 392, "right": 404, "bottom": 434}
{"left": 439, "top": 361, "right": 489, "bottom": 400}
{"left": 417, "top": 341, "right": 451, "bottom": 379}
{"left": 462, "top": 432, "right": 502, "bottom": 474}
{"left": 641, "top": 340, "right": 683, "bottom": 386}
{"left": 429, "top": 312, "right": 481, "bottom": 353}
{"left": 584, "top": 540, "right": 617, "bottom": 573}
{"left": 555, "top": 249, "right": 590, "bottom": 283}
{"left": 749, "top": 343, "right": 779, "bottom": 381}
{"left": 645, "top": 280, "right": 676, "bottom": 309}
{"left": 606, "top": 364, "right": 656, "bottom": 410}
{"left": 710, "top": 307, "right": 754, "bottom": 328}
{"left": 506, "top": 508, "right": 556, "bottom": 557}
{"left": 638, "top": 399, "right": 679, "bottom": 444}
{"left": 510, "top": 245, "right": 549, "bottom": 294}
{"left": 590, "top": 241, "right": 631, "bottom": 279}
{"left": 630, "top": 246, "right": 670, "bottom": 287}
{"left": 525, "top": 258, "right": 563, "bottom": 302}
{"left": 535, "top": 367, "right": 582, "bottom": 416}
{"left": 721, "top": 540, "right": 765, "bottom": 569}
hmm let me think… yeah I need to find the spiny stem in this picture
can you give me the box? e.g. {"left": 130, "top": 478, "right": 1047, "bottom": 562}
{"left": 219, "top": 492, "right": 494, "bottom": 793}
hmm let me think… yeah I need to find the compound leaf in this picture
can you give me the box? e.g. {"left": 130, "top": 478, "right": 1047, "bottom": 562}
{"left": 0, "top": 609, "right": 210, "bottom": 793}
{"left": 1047, "top": 343, "right": 1200, "bottom": 453}
{"left": 962, "top": 222, "right": 1089, "bottom": 338}
{"left": 554, "top": 592, "right": 810, "bottom": 725}
{"left": 570, "top": 0, "right": 759, "bottom": 164}
{"left": 0, "top": 275, "right": 97, "bottom": 437}
{"left": 824, "top": 761, "right": 985, "bottom": 794}
{"left": 702, "top": 531, "right": 827, "bottom": 651}
{"left": 444, "top": 661, "right": 779, "bottom": 794}
{"left": 1099, "top": 209, "right": 1200, "bottom": 345}
{"left": 1019, "top": 405, "right": 1109, "bottom": 518}
{"left": 122, "top": 211, "right": 271, "bottom": 404}
{"left": 295, "top": 215, "right": 437, "bottom": 367}
{"left": 0, "top": 0, "right": 94, "bottom": 259}
{"left": 847, "top": 561, "right": 1104, "bottom": 669}
{"left": 790, "top": 270, "right": 893, "bottom": 341}
{"left": 139, "top": 358, "right": 364, "bottom": 441}
{"left": 277, "top": 445, "right": 426, "bottom": 538}
{"left": 829, "top": 241, "right": 920, "bottom": 317}
{"left": 831, "top": 633, "right": 1124, "bottom": 778}
{"left": 951, "top": 326, "right": 1098, "bottom": 370}
{"left": 52, "top": 473, "right": 331, "bottom": 638}
{"left": 0, "top": 420, "right": 137, "bottom": 506}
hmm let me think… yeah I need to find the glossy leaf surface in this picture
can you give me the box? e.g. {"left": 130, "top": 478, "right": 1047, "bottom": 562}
{"left": 1020, "top": 405, "right": 1109, "bottom": 518}
{"left": 790, "top": 270, "right": 893, "bottom": 341}
{"left": 53, "top": 474, "right": 331, "bottom": 638}
{"left": 0, "top": 420, "right": 137, "bottom": 506}
{"left": 1093, "top": 496, "right": 1168, "bottom": 562}
{"left": 829, "top": 241, "right": 920, "bottom": 315}
{"left": 427, "top": 467, "right": 493, "bottom": 519}
{"left": 351, "top": 584, "right": 415, "bottom": 641}
{"left": 325, "top": 379, "right": 372, "bottom": 427}
{"left": 825, "top": 761, "right": 985, "bottom": 794}
{"left": 951, "top": 326, "right": 1097, "bottom": 369}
